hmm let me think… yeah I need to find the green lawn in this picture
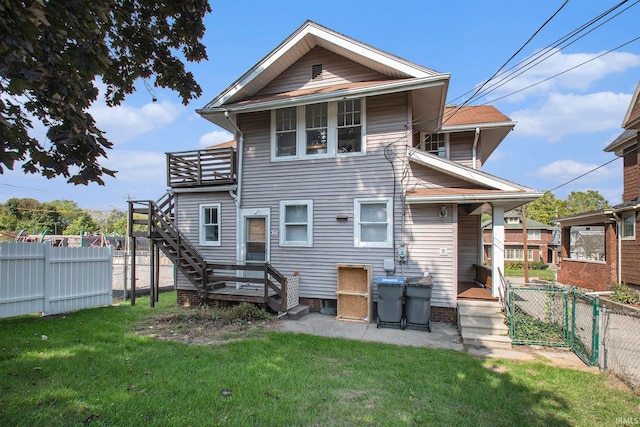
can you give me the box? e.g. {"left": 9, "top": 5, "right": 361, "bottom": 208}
{"left": 0, "top": 292, "right": 637, "bottom": 426}
{"left": 505, "top": 268, "right": 556, "bottom": 281}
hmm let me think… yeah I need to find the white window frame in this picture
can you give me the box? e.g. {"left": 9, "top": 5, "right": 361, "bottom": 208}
{"left": 279, "top": 200, "right": 313, "bottom": 247}
{"left": 354, "top": 198, "right": 393, "bottom": 248}
{"left": 419, "top": 132, "right": 449, "bottom": 159}
{"left": 199, "top": 203, "right": 221, "bottom": 246}
{"left": 505, "top": 248, "right": 533, "bottom": 261}
{"left": 271, "top": 98, "right": 366, "bottom": 162}
{"left": 622, "top": 212, "right": 636, "bottom": 240}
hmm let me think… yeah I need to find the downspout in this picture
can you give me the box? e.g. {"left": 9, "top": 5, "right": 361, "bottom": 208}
{"left": 472, "top": 127, "right": 480, "bottom": 169}
{"left": 225, "top": 111, "right": 244, "bottom": 264}
{"left": 612, "top": 212, "right": 622, "bottom": 284}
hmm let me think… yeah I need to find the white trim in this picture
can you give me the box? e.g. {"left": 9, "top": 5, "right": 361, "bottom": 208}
{"left": 354, "top": 198, "right": 393, "bottom": 248}
{"left": 407, "top": 147, "right": 531, "bottom": 192}
{"left": 441, "top": 121, "right": 515, "bottom": 132}
{"left": 279, "top": 200, "right": 314, "bottom": 247}
{"left": 198, "top": 203, "right": 221, "bottom": 246}
{"left": 240, "top": 208, "right": 271, "bottom": 265}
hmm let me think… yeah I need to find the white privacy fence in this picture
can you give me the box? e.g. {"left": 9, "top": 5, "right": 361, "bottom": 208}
{"left": 0, "top": 242, "right": 113, "bottom": 318}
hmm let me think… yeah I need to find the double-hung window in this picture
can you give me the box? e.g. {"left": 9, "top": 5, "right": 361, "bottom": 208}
{"left": 271, "top": 98, "right": 365, "bottom": 160}
{"left": 199, "top": 203, "right": 221, "bottom": 246}
{"left": 527, "top": 230, "right": 541, "bottom": 240}
{"left": 354, "top": 198, "right": 392, "bottom": 247}
{"left": 280, "top": 200, "right": 313, "bottom": 246}
{"left": 622, "top": 212, "right": 636, "bottom": 239}
{"left": 275, "top": 107, "right": 297, "bottom": 157}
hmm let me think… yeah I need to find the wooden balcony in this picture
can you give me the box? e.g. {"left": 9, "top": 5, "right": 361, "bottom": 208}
{"left": 167, "top": 147, "right": 236, "bottom": 188}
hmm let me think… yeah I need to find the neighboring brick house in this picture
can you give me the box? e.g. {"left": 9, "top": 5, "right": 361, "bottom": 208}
{"left": 554, "top": 82, "right": 640, "bottom": 291}
{"left": 482, "top": 211, "right": 559, "bottom": 266}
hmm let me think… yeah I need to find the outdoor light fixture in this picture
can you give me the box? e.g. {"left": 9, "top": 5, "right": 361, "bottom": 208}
{"left": 439, "top": 205, "right": 447, "bottom": 218}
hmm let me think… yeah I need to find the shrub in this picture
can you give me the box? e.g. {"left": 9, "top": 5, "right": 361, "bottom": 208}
{"left": 608, "top": 283, "right": 639, "bottom": 305}
{"left": 529, "top": 261, "right": 549, "bottom": 270}
{"left": 506, "top": 261, "right": 523, "bottom": 270}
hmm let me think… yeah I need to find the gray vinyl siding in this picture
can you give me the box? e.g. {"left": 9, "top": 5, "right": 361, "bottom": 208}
{"left": 237, "top": 93, "right": 411, "bottom": 301}
{"left": 256, "top": 47, "right": 391, "bottom": 96}
{"left": 401, "top": 204, "right": 456, "bottom": 308}
{"left": 449, "top": 132, "right": 474, "bottom": 167}
{"left": 174, "top": 192, "right": 237, "bottom": 290}
{"left": 457, "top": 213, "right": 480, "bottom": 283}
{"left": 406, "top": 162, "right": 487, "bottom": 190}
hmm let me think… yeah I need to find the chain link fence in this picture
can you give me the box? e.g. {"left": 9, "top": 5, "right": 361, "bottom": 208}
{"left": 508, "top": 286, "right": 569, "bottom": 347}
{"left": 572, "top": 291, "right": 599, "bottom": 366}
{"left": 111, "top": 251, "right": 175, "bottom": 299}
{"left": 601, "top": 304, "right": 640, "bottom": 392}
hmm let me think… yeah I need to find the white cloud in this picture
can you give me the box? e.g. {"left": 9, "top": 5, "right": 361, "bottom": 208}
{"left": 103, "top": 150, "right": 166, "bottom": 183}
{"left": 198, "top": 130, "right": 234, "bottom": 148}
{"left": 533, "top": 159, "right": 617, "bottom": 184}
{"left": 90, "top": 100, "right": 184, "bottom": 144}
{"left": 511, "top": 91, "right": 631, "bottom": 141}
{"left": 485, "top": 49, "right": 640, "bottom": 102}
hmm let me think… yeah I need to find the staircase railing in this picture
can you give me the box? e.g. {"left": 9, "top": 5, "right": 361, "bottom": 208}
{"left": 128, "top": 193, "right": 287, "bottom": 311}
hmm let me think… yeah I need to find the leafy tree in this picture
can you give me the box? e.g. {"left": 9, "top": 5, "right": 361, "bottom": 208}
{"left": 0, "top": 0, "right": 211, "bottom": 184}
{"left": 63, "top": 213, "right": 99, "bottom": 236}
{"left": 565, "top": 190, "right": 610, "bottom": 215}
{"left": 525, "top": 192, "right": 567, "bottom": 225}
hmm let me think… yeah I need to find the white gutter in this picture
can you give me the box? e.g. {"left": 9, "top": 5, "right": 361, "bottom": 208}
{"left": 225, "top": 111, "right": 244, "bottom": 264}
{"left": 405, "top": 192, "right": 545, "bottom": 205}
{"left": 472, "top": 127, "right": 480, "bottom": 170}
{"left": 612, "top": 211, "right": 622, "bottom": 284}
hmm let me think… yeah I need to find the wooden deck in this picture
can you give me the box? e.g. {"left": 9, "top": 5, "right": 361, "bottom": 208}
{"left": 457, "top": 281, "right": 498, "bottom": 301}
{"left": 208, "top": 286, "right": 277, "bottom": 304}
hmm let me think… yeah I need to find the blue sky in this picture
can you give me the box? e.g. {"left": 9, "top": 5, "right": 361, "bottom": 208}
{"left": 2, "top": 0, "right": 639, "bottom": 212}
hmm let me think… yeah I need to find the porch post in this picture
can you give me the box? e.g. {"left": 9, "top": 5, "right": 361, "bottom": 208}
{"left": 491, "top": 205, "right": 505, "bottom": 299}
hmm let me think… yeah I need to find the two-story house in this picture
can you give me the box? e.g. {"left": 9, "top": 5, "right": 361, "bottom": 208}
{"left": 555, "top": 81, "right": 640, "bottom": 291}
{"left": 482, "top": 211, "right": 560, "bottom": 266}
{"left": 130, "top": 21, "right": 543, "bottom": 321}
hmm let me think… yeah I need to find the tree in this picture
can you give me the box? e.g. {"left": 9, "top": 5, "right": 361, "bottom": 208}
{"left": 0, "top": 0, "right": 211, "bottom": 184}
{"left": 64, "top": 213, "right": 99, "bottom": 236}
{"left": 565, "top": 190, "right": 610, "bottom": 215}
{"left": 525, "top": 192, "right": 567, "bottom": 225}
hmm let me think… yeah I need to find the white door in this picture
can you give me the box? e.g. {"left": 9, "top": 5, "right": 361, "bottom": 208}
{"left": 241, "top": 208, "right": 270, "bottom": 283}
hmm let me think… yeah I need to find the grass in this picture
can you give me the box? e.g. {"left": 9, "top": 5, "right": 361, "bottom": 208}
{"left": 506, "top": 269, "right": 556, "bottom": 281}
{"left": 1, "top": 292, "right": 638, "bottom": 426}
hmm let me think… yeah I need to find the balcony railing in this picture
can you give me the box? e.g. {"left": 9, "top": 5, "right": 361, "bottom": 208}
{"left": 166, "top": 147, "right": 236, "bottom": 188}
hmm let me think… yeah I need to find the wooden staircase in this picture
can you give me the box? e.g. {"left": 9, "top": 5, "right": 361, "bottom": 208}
{"left": 458, "top": 300, "right": 512, "bottom": 349}
{"left": 128, "top": 193, "right": 287, "bottom": 312}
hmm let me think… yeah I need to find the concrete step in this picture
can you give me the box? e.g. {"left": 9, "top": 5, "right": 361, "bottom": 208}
{"left": 285, "top": 304, "right": 309, "bottom": 320}
{"left": 457, "top": 304, "right": 504, "bottom": 319}
{"left": 457, "top": 299, "right": 502, "bottom": 308}
{"left": 459, "top": 317, "right": 509, "bottom": 336}
{"left": 461, "top": 332, "right": 512, "bottom": 349}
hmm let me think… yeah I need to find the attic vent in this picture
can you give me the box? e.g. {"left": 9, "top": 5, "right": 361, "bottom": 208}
{"left": 311, "top": 64, "right": 323, "bottom": 79}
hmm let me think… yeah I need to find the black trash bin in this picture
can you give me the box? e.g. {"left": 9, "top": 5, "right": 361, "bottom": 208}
{"left": 405, "top": 276, "right": 433, "bottom": 332}
{"left": 375, "top": 277, "right": 405, "bottom": 329}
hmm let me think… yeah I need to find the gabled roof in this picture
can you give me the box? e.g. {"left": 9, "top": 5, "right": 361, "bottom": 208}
{"left": 623, "top": 81, "right": 640, "bottom": 130}
{"left": 406, "top": 148, "right": 544, "bottom": 213}
{"left": 441, "top": 105, "right": 515, "bottom": 162}
{"left": 197, "top": 20, "right": 450, "bottom": 133}
{"left": 604, "top": 129, "right": 638, "bottom": 156}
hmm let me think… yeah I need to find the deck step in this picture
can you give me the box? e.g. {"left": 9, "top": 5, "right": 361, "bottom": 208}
{"left": 285, "top": 304, "right": 309, "bottom": 320}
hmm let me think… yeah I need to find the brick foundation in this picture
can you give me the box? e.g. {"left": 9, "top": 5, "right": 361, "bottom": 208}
{"left": 431, "top": 306, "right": 458, "bottom": 325}
{"left": 299, "top": 297, "right": 323, "bottom": 312}
{"left": 177, "top": 289, "right": 201, "bottom": 307}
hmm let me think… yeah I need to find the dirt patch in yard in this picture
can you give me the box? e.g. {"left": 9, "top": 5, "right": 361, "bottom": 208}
{"left": 132, "top": 304, "right": 283, "bottom": 346}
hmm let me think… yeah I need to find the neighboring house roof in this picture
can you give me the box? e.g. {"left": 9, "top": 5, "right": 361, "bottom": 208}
{"left": 623, "top": 81, "right": 640, "bottom": 130}
{"left": 197, "top": 20, "right": 450, "bottom": 133}
{"left": 482, "top": 217, "right": 555, "bottom": 230}
{"left": 603, "top": 129, "right": 638, "bottom": 156}
{"left": 406, "top": 148, "right": 543, "bottom": 213}
{"left": 208, "top": 140, "right": 236, "bottom": 149}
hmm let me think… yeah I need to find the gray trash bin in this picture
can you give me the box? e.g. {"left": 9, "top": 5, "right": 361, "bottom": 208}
{"left": 375, "top": 277, "right": 405, "bottom": 329}
{"left": 405, "top": 276, "right": 433, "bottom": 332}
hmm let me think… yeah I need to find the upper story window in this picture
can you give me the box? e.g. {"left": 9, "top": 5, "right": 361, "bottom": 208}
{"left": 337, "top": 99, "right": 362, "bottom": 153}
{"left": 271, "top": 99, "right": 365, "bottom": 161}
{"left": 622, "top": 212, "right": 636, "bottom": 240}
{"left": 527, "top": 229, "right": 541, "bottom": 240}
{"left": 199, "top": 203, "right": 221, "bottom": 246}
{"left": 275, "top": 107, "right": 297, "bottom": 157}
{"left": 354, "top": 198, "right": 392, "bottom": 248}
{"left": 423, "top": 133, "right": 447, "bottom": 158}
